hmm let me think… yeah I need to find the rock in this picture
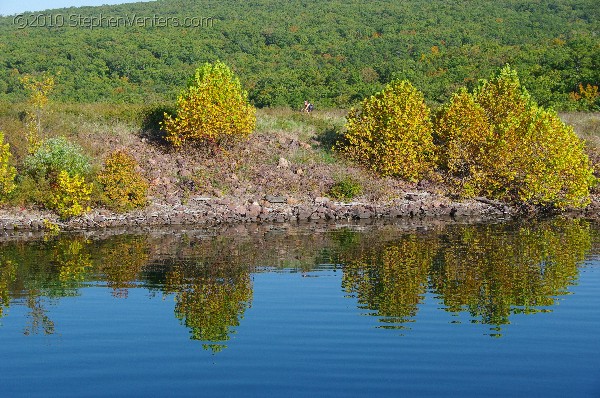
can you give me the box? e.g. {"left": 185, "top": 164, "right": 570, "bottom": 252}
{"left": 247, "top": 204, "right": 261, "bottom": 218}
{"left": 289, "top": 139, "right": 300, "bottom": 150}
{"left": 278, "top": 157, "right": 291, "bottom": 168}
{"left": 353, "top": 206, "right": 373, "bottom": 219}
{"left": 315, "top": 197, "right": 330, "bottom": 204}
{"left": 265, "top": 195, "right": 287, "bottom": 203}
{"left": 297, "top": 208, "right": 313, "bottom": 220}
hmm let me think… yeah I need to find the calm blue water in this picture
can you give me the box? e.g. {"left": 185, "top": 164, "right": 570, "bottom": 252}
{"left": 0, "top": 220, "right": 599, "bottom": 397}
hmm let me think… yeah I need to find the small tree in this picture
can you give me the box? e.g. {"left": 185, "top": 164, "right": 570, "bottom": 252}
{"left": 161, "top": 61, "right": 256, "bottom": 147}
{"left": 0, "top": 132, "right": 17, "bottom": 201}
{"left": 24, "top": 137, "right": 91, "bottom": 181}
{"left": 435, "top": 66, "right": 595, "bottom": 208}
{"left": 338, "top": 80, "right": 436, "bottom": 182}
{"left": 20, "top": 72, "right": 56, "bottom": 153}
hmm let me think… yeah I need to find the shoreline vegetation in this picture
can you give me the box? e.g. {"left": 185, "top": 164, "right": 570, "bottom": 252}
{"left": 0, "top": 102, "right": 598, "bottom": 233}
{"left": 0, "top": 1, "right": 598, "bottom": 233}
{"left": 0, "top": 64, "right": 599, "bottom": 233}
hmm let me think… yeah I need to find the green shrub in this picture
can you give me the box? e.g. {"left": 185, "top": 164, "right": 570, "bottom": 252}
{"left": 9, "top": 175, "right": 52, "bottom": 207}
{"left": 434, "top": 66, "right": 595, "bottom": 208}
{"left": 20, "top": 137, "right": 93, "bottom": 217}
{"left": 24, "top": 137, "right": 91, "bottom": 180}
{"left": 0, "top": 132, "right": 16, "bottom": 201}
{"left": 97, "top": 150, "right": 148, "bottom": 212}
{"left": 328, "top": 176, "right": 363, "bottom": 201}
{"left": 161, "top": 61, "right": 256, "bottom": 147}
{"left": 338, "top": 80, "right": 436, "bottom": 181}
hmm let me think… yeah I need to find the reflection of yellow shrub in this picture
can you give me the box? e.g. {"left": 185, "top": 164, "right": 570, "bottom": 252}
{"left": 161, "top": 61, "right": 256, "bottom": 147}
{"left": 431, "top": 219, "right": 590, "bottom": 330}
{"left": 53, "top": 238, "right": 92, "bottom": 283}
{"left": 166, "top": 264, "right": 253, "bottom": 352}
{"left": 342, "top": 236, "right": 434, "bottom": 326}
{"left": 97, "top": 236, "right": 149, "bottom": 298}
{"left": 339, "top": 80, "right": 436, "bottom": 181}
{"left": 0, "top": 260, "right": 16, "bottom": 317}
{"left": 49, "top": 171, "right": 92, "bottom": 219}
{"left": 0, "top": 132, "right": 16, "bottom": 200}
{"left": 435, "top": 66, "right": 594, "bottom": 208}
{"left": 98, "top": 150, "right": 148, "bottom": 212}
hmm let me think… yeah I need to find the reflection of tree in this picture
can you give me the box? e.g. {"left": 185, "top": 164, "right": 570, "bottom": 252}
{"left": 165, "top": 261, "right": 253, "bottom": 352}
{"left": 23, "top": 292, "right": 55, "bottom": 336}
{"left": 430, "top": 219, "right": 591, "bottom": 336}
{"left": 342, "top": 235, "right": 435, "bottom": 329}
{"left": 0, "top": 259, "right": 16, "bottom": 317}
{"left": 51, "top": 238, "right": 92, "bottom": 285}
{"left": 0, "top": 219, "right": 594, "bottom": 342}
{"left": 96, "top": 236, "right": 150, "bottom": 298}
{"left": 339, "top": 219, "right": 591, "bottom": 336}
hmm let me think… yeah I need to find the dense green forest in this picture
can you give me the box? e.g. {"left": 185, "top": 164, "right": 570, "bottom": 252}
{"left": 0, "top": 0, "right": 598, "bottom": 109}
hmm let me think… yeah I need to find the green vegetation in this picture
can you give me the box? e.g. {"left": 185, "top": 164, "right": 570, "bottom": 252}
{"left": 328, "top": 175, "right": 363, "bottom": 201}
{"left": 161, "top": 61, "right": 255, "bottom": 147}
{"left": 0, "top": 0, "right": 597, "bottom": 110}
{"left": 23, "top": 137, "right": 91, "bottom": 180}
{"left": 339, "top": 80, "right": 436, "bottom": 181}
{"left": 0, "top": 0, "right": 598, "bottom": 215}
{"left": 14, "top": 137, "right": 93, "bottom": 218}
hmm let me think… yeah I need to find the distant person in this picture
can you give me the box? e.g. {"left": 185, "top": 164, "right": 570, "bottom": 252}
{"left": 303, "top": 100, "right": 314, "bottom": 113}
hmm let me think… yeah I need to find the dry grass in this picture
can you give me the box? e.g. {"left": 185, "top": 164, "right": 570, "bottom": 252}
{"left": 0, "top": 102, "right": 433, "bottom": 205}
{"left": 559, "top": 112, "right": 600, "bottom": 148}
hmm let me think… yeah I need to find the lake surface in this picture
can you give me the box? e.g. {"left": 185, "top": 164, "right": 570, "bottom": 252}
{"left": 1, "top": 219, "right": 599, "bottom": 397}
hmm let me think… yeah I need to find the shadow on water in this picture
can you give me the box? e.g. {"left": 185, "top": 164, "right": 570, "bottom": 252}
{"left": 0, "top": 218, "right": 597, "bottom": 350}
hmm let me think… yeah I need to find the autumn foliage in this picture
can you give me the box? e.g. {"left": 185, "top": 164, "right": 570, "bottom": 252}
{"left": 0, "top": 132, "right": 16, "bottom": 201}
{"left": 434, "top": 66, "right": 594, "bottom": 208}
{"left": 161, "top": 61, "right": 256, "bottom": 147}
{"left": 97, "top": 150, "right": 148, "bottom": 212}
{"left": 339, "top": 80, "right": 436, "bottom": 182}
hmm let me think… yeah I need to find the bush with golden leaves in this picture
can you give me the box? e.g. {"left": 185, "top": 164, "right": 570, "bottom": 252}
{"left": 49, "top": 171, "right": 93, "bottom": 219}
{"left": 97, "top": 150, "right": 148, "bottom": 212}
{"left": 339, "top": 80, "right": 436, "bottom": 181}
{"left": 0, "top": 132, "right": 16, "bottom": 201}
{"left": 161, "top": 61, "right": 256, "bottom": 147}
{"left": 434, "top": 66, "right": 595, "bottom": 208}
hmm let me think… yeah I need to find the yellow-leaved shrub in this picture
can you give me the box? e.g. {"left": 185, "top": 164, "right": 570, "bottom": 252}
{"left": 49, "top": 171, "right": 93, "bottom": 219}
{"left": 434, "top": 66, "right": 594, "bottom": 208}
{"left": 97, "top": 150, "right": 148, "bottom": 212}
{"left": 338, "top": 80, "right": 436, "bottom": 181}
{"left": 0, "top": 132, "right": 16, "bottom": 201}
{"left": 161, "top": 61, "right": 256, "bottom": 147}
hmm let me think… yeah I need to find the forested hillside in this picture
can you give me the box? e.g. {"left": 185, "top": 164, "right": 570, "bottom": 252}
{"left": 0, "top": 0, "right": 598, "bottom": 109}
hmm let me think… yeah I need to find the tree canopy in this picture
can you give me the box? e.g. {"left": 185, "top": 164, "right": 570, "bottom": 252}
{"left": 0, "top": 0, "right": 598, "bottom": 109}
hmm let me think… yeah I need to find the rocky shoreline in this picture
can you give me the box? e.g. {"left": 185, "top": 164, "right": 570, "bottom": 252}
{"left": 0, "top": 190, "right": 519, "bottom": 233}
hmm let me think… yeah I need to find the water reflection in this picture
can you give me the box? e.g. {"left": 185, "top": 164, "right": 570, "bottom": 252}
{"left": 432, "top": 221, "right": 589, "bottom": 336}
{"left": 341, "top": 235, "right": 435, "bottom": 329}
{"left": 0, "top": 219, "right": 595, "bottom": 348}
